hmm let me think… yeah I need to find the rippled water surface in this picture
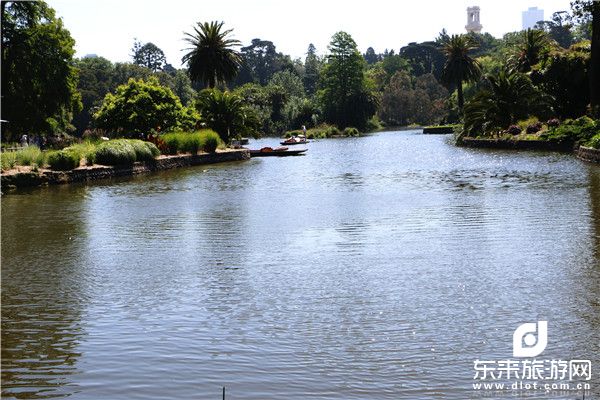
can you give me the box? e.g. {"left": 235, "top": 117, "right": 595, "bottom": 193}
{"left": 2, "top": 131, "right": 600, "bottom": 399}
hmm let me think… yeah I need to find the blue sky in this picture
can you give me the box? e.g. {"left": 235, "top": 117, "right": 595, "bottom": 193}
{"left": 48, "top": 0, "right": 573, "bottom": 67}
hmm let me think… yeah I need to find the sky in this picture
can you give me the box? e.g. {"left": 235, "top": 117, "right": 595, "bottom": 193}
{"left": 47, "top": 0, "right": 573, "bottom": 67}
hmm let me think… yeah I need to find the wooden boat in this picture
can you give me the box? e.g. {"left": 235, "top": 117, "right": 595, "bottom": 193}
{"left": 249, "top": 147, "right": 307, "bottom": 157}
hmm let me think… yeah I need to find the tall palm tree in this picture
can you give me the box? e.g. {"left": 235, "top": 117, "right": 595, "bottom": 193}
{"left": 182, "top": 21, "right": 242, "bottom": 88}
{"left": 441, "top": 34, "right": 482, "bottom": 113}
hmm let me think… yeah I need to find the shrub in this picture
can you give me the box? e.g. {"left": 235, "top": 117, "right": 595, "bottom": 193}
{"left": 547, "top": 118, "right": 560, "bottom": 127}
{"left": 146, "top": 134, "right": 169, "bottom": 154}
{"left": 47, "top": 149, "right": 81, "bottom": 171}
{"left": 526, "top": 122, "right": 543, "bottom": 134}
{"left": 181, "top": 133, "right": 203, "bottom": 154}
{"left": 66, "top": 142, "right": 97, "bottom": 166}
{"left": 507, "top": 125, "right": 522, "bottom": 135}
{"left": 343, "top": 127, "right": 360, "bottom": 137}
{"left": 130, "top": 139, "right": 160, "bottom": 161}
{"left": 15, "top": 146, "right": 43, "bottom": 166}
{"left": 95, "top": 140, "right": 136, "bottom": 165}
{"left": 365, "top": 115, "right": 384, "bottom": 132}
{"left": 1, "top": 151, "right": 17, "bottom": 171}
{"left": 326, "top": 125, "right": 341, "bottom": 137}
{"left": 161, "top": 133, "right": 182, "bottom": 155}
{"left": 540, "top": 116, "right": 599, "bottom": 147}
{"left": 202, "top": 130, "right": 220, "bottom": 153}
{"left": 587, "top": 133, "right": 600, "bottom": 149}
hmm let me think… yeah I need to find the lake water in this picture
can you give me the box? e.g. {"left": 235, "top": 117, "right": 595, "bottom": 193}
{"left": 2, "top": 130, "right": 599, "bottom": 399}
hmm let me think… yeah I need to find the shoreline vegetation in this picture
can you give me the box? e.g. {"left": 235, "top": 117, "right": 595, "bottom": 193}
{"left": 1, "top": 148, "right": 249, "bottom": 191}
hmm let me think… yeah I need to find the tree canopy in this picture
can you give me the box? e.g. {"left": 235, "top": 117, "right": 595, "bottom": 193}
{"left": 182, "top": 21, "right": 242, "bottom": 88}
{"left": 131, "top": 40, "right": 167, "bottom": 72}
{"left": 93, "top": 77, "right": 194, "bottom": 135}
{"left": 318, "top": 31, "right": 377, "bottom": 129}
{"left": 1, "top": 0, "right": 82, "bottom": 140}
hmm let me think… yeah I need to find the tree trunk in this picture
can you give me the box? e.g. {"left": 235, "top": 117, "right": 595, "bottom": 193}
{"left": 591, "top": 1, "right": 600, "bottom": 117}
{"left": 457, "top": 80, "right": 464, "bottom": 113}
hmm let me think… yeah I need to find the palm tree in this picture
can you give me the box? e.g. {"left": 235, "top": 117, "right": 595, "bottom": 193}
{"left": 182, "top": 21, "right": 242, "bottom": 88}
{"left": 196, "top": 89, "right": 258, "bottom": 143}
{"left": 463, "top": 68, "right": 549, "bottom": 137}
{"left": 512, "top": 29, "right": 551, "bottom": 72}
{"left": 441, "top": 34, "right": 482, "bottom": 112}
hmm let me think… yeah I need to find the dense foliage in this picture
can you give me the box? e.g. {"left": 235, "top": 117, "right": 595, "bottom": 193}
{"left": 93, "top": 78, "right": 197, "bottom": 136}
{"left": 195, "top": 89, "right": 259, "bottom": 143}
{"left": 1, "top": 1, "right": 82, "bottom": 140}
{"left": 182, "top": 21, "right": 242, "bottom": 88}
{"left": 318, "top": 32, "right": 377, "bottom": 129}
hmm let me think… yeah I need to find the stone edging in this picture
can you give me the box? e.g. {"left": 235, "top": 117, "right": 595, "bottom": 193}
{"left": 576, "top": 146, "right": 600, "bottom": 163}
{"left": 1, "top": 149, "right": 250, "bottom": 191}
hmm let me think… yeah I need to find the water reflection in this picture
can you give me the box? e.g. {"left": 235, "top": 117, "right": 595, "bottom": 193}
{"left": 2, "top": 188, "right": 88, "bottom": 398}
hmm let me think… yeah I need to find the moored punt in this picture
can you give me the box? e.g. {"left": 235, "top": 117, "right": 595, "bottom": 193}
{"left": 249, "top": 147, "right": 307, "bottom": 157}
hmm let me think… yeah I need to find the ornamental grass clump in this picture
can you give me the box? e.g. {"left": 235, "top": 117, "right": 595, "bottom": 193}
{"left": 201, "top": 130, "right": 220, "bottom": 153}
{"left": 15, "top": 145, "right": 44, "bottom": 166}
{"left": 0, "top": 151, "right": 17, "bottom": 171}
{"left": 94, "top": 139, "right": 159, "bottom": 166}
{"left": 47, "top": 149, "right": 81, "bottom": 171}
{"left": 343, "top": 127, "right": 360, "bottom": 137}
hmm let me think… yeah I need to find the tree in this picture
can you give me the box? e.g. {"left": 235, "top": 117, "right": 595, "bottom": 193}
{"left": 400, "top": 41, "right": 445, "bottom": 80}
{"left": 531, "top": 43, "right": 590, "bottom": 118}
{"left": 572, "top": 0, "right": 599, "bottom": 116}
{"left": 131, "top": 40, "right": 167, "bottom": 72}
{"left": 73, "top": 56, "right": 114, "bottom": 133}
{"left": 268, "top": 70, "right": 305, "bottom": 99}
{"left": 94, "top": 77, "right": 191, "bottom": 136}
{"left": 363, "top": 47, "right": 380, "bottom": 64}
{"left": 172, "top": 70, "right": 195, "bottom": 106}
{"left": 535, "top": 11, "right": 574, "bottom": 48}
{"left": 464, "top": 68, "right": 549, "bottom": 136}
{"left": 1, "top": 0, "right": 82, "bottom": 140}
{"left": 511, "top": 29, "right": 553, "bottom": 72}
{"left": 441, "top": 34, "right": 482, "bottom": 112}
{"left": 195, "top": 89, "right": 259, "bottom": 142}
{"left": 318, "top": 31, "right": 377, "bottom": 129}
{"left": 380, "top": 72, "right": 448, "bottom": 126}
{"left": 235, "top": 38, "right": 294, "bottom": 85}
{"left": 182, "top": 21, "right": 242, "bottom": 88}
{"left": 303, "top": 43, "right": 321, "bottom": 96}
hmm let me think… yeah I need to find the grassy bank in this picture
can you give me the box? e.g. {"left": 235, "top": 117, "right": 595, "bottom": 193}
{"left": 1, "top": 129, "right": 225, "bottom": 172}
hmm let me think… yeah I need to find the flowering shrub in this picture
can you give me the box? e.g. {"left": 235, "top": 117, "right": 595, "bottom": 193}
{"left": 507, "top": 125, "right": 522, "bottom": 135}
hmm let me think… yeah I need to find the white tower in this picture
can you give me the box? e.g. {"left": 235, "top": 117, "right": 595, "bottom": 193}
{"left": 465, "top": 6, "right": 483, "bottom": 34}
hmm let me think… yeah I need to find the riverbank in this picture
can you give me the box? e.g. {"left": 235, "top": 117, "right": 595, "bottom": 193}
{"left": 458, "top": 137, "right": 573, "bottom": 152}
{"left": 577, "top": 146, "right": 600, "bottom": 163}
{"left": 1, "top": 149, "right": 249, "bottom": 191}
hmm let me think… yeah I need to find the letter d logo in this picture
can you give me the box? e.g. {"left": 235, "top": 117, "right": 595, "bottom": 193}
{"left": 513, "top": 321, "right": 548, "bottom": 357}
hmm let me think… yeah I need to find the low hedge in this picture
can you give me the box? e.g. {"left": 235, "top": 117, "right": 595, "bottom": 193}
{"left": 47, "top": 149, "right": 81, "bottom": 171}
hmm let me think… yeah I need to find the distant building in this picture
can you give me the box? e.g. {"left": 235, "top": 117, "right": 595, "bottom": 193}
{"left": 83, "top": 53, "right": 98, "bottom": 58}
{"left": 522, "top": 7, "right": 544, "bottom": 30}
{"left": 465, "top": 6, "right": 483, "bottom": 34}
